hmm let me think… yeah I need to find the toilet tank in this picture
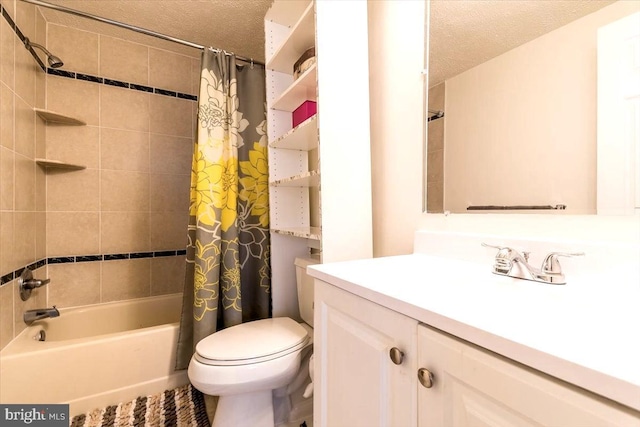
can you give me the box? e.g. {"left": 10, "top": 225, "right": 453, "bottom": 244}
{"left": 294, "top": 256, "right": 320, "bottom": 327}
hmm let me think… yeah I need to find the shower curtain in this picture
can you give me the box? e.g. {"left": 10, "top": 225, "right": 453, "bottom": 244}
{"left": 176, "top": 49, "right": 270, "bottom": 370}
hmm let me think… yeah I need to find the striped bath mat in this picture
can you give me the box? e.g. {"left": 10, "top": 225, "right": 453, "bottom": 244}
{"left": 70, "top": 384, "right": 210, "bottom": 427}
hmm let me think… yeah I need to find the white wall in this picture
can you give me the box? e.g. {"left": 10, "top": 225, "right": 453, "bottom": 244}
{"left": 368, "top": 0, "right": 427, "bottom": 257}
{"left": 368, "top": 0, "right": 640, "bottom": 258}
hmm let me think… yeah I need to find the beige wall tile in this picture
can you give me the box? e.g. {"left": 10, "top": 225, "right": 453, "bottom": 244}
{"left": 14, "top": 153, "right": 35, "bottom": 211}
{"left": 100, "top": 36, "right": 149, "bottom": 86}
{"left": 427, "top": 118, "right": 444, "bottom": 152}
{"left": 14, "top": 96, "right": 35, "bottom": 157}
{"left": 46, "top": 125, "right": 99, "bottom": 169}
{"left": 149, "top": 48, "right": 192, "bottom": 95}
{"left": 35, "top": 112, "right": 45, "bottom": 157}
{"left": 426, "top": 149, "right": 443, "bottom": 183}
{"left": 0, "top": 15, "right": 15, "bottom": 89}
{"left": 100, "top": 170, "right": 149, "bottom": 212}
{"left": 149, "top": 134, "right": 192, "bottom": 175}
{"left": 0, "top": 146, "right": 13, "bottom": 210}
{"left": 46, "top": 168, "right": 99, "bottom": 211}
{"left": 48, "top": 24, "right": 99, "bottom": 76}
{"left": 149, "top": 95, "right": 192, "bottom": 137}
{"left": 47, "top": 76, "right": 100, "bottom": 126}
{"left": 35, "top": 211, "right": 45, "bottom": 261}
{"left": 191, "top": 58, "right": 201, "bottom": 96}
{"left": 14, "top": 40, "right": 37, "bottom": 107}
{"left": 0, "top": 280, "right": 14, "bottom": 350}
{"left": 101, "top": 212, "right": 150, "bottom": 254}
{"left": 149, "top": 173, "right": 190, "bottom": 213}
{"left": 1, "top": 83, "right": 14, "bottom": 149}
{"left": 100, "top": 85, "right": 149, "bottom": 132}
{"left": 151, "top": 255, "right": 185, "bottom": 296}
{"left": 47, "top": 212, "right": 100, "bottom": 257}
{"left": 101, "top": 258, "right": 150, "bottom": 302}
{"left": 101, "top": 128, "right": 149, "bottom": 172}
{"left": 35, "top": 65, "right": 45, "bottom": 109}
{"left": 0, "top": 211, "right": 14, "bottom": 274}
{"left": 14, "top": 211, "right": 36, "bottom": 269}
{"left": 150, "top": 212, "right": 188, "bottom": 251}
{"left": 426, "top": 181, "right": 444, "bottom": 214}
{"left": 35, "top": 162, "right": 45, "bottom": 211}
{"left": 15, "top": 1, "right": 35, "bottom": 38}
{"left": 47, "top": 262, "right": 101, "bottom": 307}
{"left": 35, "top": 7, "right": 46, "bottom": 51}
{"left": 14, "top": 265, "right": 47, "bottom": 338}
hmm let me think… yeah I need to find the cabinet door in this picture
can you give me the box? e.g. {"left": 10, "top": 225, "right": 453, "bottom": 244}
{"left": 315, "top": 281, "right": 418, "bottom": 427}
{"left": 418, "top": 324, "right": 640, "bottom": 427}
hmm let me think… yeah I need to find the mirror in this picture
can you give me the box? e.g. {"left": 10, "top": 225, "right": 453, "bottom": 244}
{"left": 425, "top": 0, "right": 639, "bottom": 214}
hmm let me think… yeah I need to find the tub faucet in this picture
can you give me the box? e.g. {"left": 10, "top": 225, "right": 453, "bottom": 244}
{"left": 482, "top": 243, "right": 584, "bottom": 285}
{"left": 24, "top": 306, "right": 59, "bottom": 325}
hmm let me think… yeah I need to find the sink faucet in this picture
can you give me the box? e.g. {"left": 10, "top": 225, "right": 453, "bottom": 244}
{"left": 24, "top": 306, "right": 60, "bottom": 325}
{"left": 482, "top": 243, "right": 584, "bottom": 285}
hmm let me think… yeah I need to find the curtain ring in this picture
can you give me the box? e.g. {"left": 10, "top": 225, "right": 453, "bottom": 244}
{"left": 250, "top": 58, "right": 254, "bottom": 69}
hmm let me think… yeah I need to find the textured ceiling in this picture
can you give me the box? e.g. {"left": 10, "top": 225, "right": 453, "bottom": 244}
{"left": 34, "top": 0, "right": 615, "bottom": 75}
{"left": 36, "top": 0, "right": 274, "bottom": 60}
{"left": 429, "top": 0, "right": 616, "bottom": 86}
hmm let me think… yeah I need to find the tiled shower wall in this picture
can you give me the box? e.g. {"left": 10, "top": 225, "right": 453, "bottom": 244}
{"left": 0, "top": 0, "right": 199, "bottom": 350}
{"left": 426, "top": 82, "right": 444, "bottom": 213}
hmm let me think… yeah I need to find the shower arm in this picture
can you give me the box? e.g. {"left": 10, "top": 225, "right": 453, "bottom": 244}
{"left": 18, "top": 0, "right": 264, "bottom": 66}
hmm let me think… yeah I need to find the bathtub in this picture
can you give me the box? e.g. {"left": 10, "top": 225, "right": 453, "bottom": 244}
{"left": 0, "top": 293, "right": 189, "bottom": 416}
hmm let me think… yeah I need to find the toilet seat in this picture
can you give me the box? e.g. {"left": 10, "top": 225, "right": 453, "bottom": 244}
{"left": 194, "top": 317, "right": 309, "bottom": 366}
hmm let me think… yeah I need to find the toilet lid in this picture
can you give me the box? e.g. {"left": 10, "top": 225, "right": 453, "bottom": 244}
{"left": 195, "top": 317, "right": 309, "bottom": 366}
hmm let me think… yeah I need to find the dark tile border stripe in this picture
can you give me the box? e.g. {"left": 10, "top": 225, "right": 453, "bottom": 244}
{"left": 1, "top": 5, "right": 197, "bottom": 102}
{"left": 0, "top": 250, "right": 187, "bottom": 286}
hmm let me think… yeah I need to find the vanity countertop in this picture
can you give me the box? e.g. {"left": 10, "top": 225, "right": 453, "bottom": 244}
{"left": 308, "top": 246, "right": 640, "bottom": 411}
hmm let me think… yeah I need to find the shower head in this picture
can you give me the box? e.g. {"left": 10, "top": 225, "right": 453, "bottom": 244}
{"left": 24, "top": 37, "right": 64, "bottom": 69}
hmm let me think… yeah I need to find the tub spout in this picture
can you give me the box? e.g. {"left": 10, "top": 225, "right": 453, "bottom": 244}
{"left": 24, "top": 306, "right": 59, "bottom": 325}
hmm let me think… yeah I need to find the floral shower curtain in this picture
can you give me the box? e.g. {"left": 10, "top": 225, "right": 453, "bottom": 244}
{"left": 176, "top": 49, "right": 270, "bottom": 370}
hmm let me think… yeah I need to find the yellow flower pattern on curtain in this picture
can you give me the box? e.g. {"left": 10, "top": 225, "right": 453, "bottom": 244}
{"left": 176, "top": 50, "right": 270, "bottom": 370}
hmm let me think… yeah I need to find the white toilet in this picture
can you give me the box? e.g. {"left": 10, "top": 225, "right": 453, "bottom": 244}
{"left": 188, "top": 257, "right": 318, "bottom": 427}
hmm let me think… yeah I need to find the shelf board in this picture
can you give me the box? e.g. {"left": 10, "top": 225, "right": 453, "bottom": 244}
{"left": 34, "top": 109, "right": 86, "bottom": 126}
{"left": 271, "top": 226, "right": 322, "bottom": 241}
{"left": 266, "top": 2, "right": 315, "bottom": 74}
{"left": 270, "top": 170, "right": 320, "bottom": 187}
{"left": 35, "top": 158, "right": 86, "bottom": 170}
{"left": 270, "top": 115, "right": 318, "bottom": 150}
{"left": 271, "top": 64, "right": 317, "bottom": 112}
{"left": 266, "top": 0, "right": 312, "bottom": 27}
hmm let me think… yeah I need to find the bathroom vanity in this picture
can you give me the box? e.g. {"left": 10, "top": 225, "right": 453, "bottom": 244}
{"left": 308, "top": 231, "right": 640, "bottom": 426}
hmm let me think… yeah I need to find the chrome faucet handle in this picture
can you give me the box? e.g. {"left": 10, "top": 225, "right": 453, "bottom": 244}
{"left": 19, "top": 268, "right": 51, "bottom": 301}
{"left": 541, "top": 251, "right": 585, "bottom": 274}
{"left": 482, "top": 243, "right": 522, "bottom": 274}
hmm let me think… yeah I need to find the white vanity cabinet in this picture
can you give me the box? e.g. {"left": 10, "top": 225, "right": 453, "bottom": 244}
{"left": 417, "top": 325, "right": 640, "bottom": 427}
{"left": 314, "top": 280, "right": 418, "bottom": 427}
{"left": 314, "top": 277, "right": 640, "bottom": 427}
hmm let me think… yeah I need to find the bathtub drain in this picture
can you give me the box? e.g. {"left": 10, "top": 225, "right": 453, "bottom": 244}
{"left": 34, "top": 329, "right": 46, "bottom": 341}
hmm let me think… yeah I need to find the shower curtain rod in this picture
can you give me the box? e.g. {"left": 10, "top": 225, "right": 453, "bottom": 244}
{"left": 19, "top": 0, "right": 265, "bottom": 66}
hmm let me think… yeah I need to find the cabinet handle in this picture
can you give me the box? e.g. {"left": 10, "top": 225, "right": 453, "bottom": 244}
{"left": 389, "top": 347, "right": 404, "bottom": 365}
{"left": 418, "top": 368, "right": 434, "bottom": 388}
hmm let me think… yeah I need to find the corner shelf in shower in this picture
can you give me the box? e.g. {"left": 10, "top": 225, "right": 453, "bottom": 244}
{"left": 35, "top": 158, "right": 86, "bottom": 171}
{"left": 34, "top": 108, "right": 86, "bottom": 126}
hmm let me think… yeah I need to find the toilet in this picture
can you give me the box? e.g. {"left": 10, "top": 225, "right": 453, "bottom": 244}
{"left": 188, "top": 256, "right": 318, "bottom": 427}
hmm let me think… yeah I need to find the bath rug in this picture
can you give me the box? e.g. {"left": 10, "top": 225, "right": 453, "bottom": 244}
{"left": 69, "top": 383, "right": 210, "bottom": 427}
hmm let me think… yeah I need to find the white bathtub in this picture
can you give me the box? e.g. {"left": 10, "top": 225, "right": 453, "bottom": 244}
{"left": 0, "top": 293, "right": 189, "bottom": 416}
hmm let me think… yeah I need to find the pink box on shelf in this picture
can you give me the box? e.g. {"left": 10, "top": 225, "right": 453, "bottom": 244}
{"left": 292, "top": 101, "right": 317, "bottom": 127}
